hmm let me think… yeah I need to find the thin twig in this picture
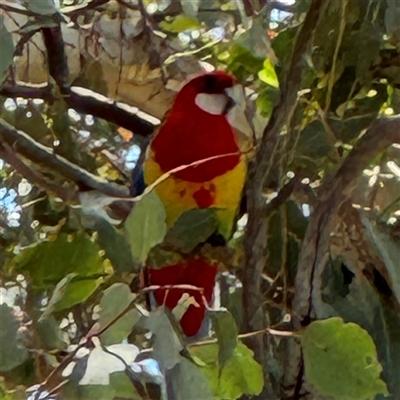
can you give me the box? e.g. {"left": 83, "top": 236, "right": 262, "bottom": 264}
{"left": 0, "top": 117, "right": 130, "bottom": 198}
{"left": 324, "top": 0, "right": 348, "bottom": 114}
{"left": 187, "top": 327, "right": 297, "bottom": 349}
{"left": 142, "top": 284, "right": 205, "bottom": 295}
{"left": 264, "top": 175, "right": 300, "bottom": 215}
{"left": 41, "top": 380, "right": 68, "bottom": 400}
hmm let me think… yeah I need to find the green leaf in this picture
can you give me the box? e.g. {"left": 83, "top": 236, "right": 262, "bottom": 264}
{"left": 97, "top": 283, "right": 140, "bottom": 345}
{"left": 13, "top": 233, "right": 104, "bottom": 289}
{"left": 36, "top": 315, "right": 67, "bottom": 351}
{"left": 108, "top": 372, "right": 142, "bottom": 400}
{"left": 24, "top": 0, "right": 58, "bottom": 15}
{"left": 0, "top": 16, "right": 15, "bottom": 82}
{"left": 146, "top": 307, "right": 183, "bottom": 371}
{"left": 271, "top": 26, "right": 298, "bottom": 71}
{"left": 219, "top": 273, "right": 243, "bottom": 328}
{"left": 167, "top": 358, "right": 213, "bottom": 400}
{"left": 125, "top": 191, "right": 167, "bottom": 264}
{"left": 296, "top": 120, "right": 333, "bottom": 159}
{"left": 258, "top": 58, "right": 280, "bottom": 88}
{"left": 210, "top": 309, "right": 238, "bottom": 369}
{"left": 42, "top": 273, "right": 76, "bottom": 315}
{"left": 159, "top": 14, "right": 200, "bottom": 33}
{"left": 190, "top": 342, "right": 264, "bottom": 399}
{"left": 147, "top": 245, "right": 183, "bottom": 269}
{"left": 164, "top": 208, "right": 219, "bottom": 253}
{"left": 225, "top": 43, "right": 264, "bottom": 81}
{"left": 98, "top": 283, "right": 136, "bottom": 327}
{"left": 0, "top": 304, "right": 28, "bottom": 372}
{"left": 234, "top": 17, "right": 273, "bottom": 60}
{"left": 96, "top": 220, "right": 134, "bottom": 274}
{"left": 256, "top": 85, "right": 279, "bottom": 118}
{"left": 301, "top": 317, "right": 389, "bottom": 400}
{"left": 44, "top": 273, "right": 103, "bottom": 315}
{"left": 64, "top": 384, "right": 115, "bottom": 400}
{"left": 319, "top": 255, "right": 400, "bottom": 397}
{"left": 101, "top": 308, "right": 140, "bottom": 346}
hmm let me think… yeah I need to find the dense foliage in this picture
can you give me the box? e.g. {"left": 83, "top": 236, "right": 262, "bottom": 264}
{"left": 0, "top": 0, "right": 400, "bottom": 399}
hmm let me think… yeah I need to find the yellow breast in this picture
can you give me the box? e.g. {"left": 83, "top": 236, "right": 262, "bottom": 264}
{"left": 143, "top": 152, "right": 246, "bottom": 239}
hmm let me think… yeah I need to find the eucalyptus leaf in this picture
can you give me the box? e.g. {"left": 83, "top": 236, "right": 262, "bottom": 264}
{"left": 166, "top": 358, "right": 213, "bottom": 400}
{"left": 125, "top": 191, "right": 167, "bottom": 264}
{"left": 96, "top": 219, "right": 134, "bottom": 274}
{"left": 164, "top": 208, "right": 219, "bottom": 253}
{"left": 210, "top": 309, "right": 238, "bottom": 369}
{"left": 146, "top": 307, "right": 183, "bottom": 371}
{"left": 190, "top": 342, "right": 263, "bottom": 400}
{"left": 301, "top": 317, "right": 388, "bottom": 400}
{"left": 258, "top": 58, "right": 280, "bottom": 88}
{"left": 24, "top": 0, "right": 58, "bottom": 15}
{"left": 97, "top": 283, "right": 140, "bottom": 345}
{"left": 159, "top": 15, "right": 200, "bottom": 33}
{"left": 13, "top": 233, "right": 104, "bottom": 289}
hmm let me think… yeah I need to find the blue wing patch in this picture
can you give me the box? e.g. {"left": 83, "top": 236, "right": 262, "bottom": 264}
{"left": 130, "top": 167, "right": 146, "bottom": 196}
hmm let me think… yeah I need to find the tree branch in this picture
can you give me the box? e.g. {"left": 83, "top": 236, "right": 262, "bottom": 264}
{"left": 69, "top": 87, "right": 159, "bottom": 136}
{"left": 293, "top": 115, "right": 400, "bottom": 324}
{"left": 0, "top": 118, "right": 130, "bottom": 198}
{"left": 0, "top": 83, "right": 52, "bottom": 101}
{"left": 0, "top": 84, "right": 159, "bottom": 137}
{"left": 0, "top": 0, "right": 111, "bottom": 18}
{"left": 264, "top": 175, "right": 301, "bottom": 215}
{"left": 41, "top": 26, "right": 69, "bottom": 90}
{"left": 241, "top": 0, "right": 324, "bottom": 396}
{"left": 0, "top": 142, "right": 74, "bottom": 202}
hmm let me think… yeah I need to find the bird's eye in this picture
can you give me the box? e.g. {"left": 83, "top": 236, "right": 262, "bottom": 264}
{"left": 203, "top": 75, "right": 218, "bottom": 93}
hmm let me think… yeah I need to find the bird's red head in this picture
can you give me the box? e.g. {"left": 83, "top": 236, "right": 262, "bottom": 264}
{"left": 172, "top": 71, "right": 238, "bottom": 111}
{"left": 151, "top": 71, "right": 252, "bottom": 182}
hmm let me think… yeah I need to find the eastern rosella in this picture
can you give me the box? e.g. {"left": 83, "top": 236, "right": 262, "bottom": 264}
{"left": 138, "top": 71, "right": 251, "bottom": 337}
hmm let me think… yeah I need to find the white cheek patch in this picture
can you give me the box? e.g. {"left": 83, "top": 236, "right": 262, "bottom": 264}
{"left": 195, "top": 93, "right": 228, "bottom": 115}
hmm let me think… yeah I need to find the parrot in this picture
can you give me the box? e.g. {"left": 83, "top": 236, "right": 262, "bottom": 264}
{"left": 134, "top": 71, "right": 252, "bottom": 337}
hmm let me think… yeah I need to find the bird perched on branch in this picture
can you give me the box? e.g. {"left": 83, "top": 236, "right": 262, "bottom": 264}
{"left": 135, "top": 71, "right": 252, "bottom": 337}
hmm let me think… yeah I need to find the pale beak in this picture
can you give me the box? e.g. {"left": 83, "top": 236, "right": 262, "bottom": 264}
{"left": 224, "top": 85, "right": 253, "bottom": 138}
